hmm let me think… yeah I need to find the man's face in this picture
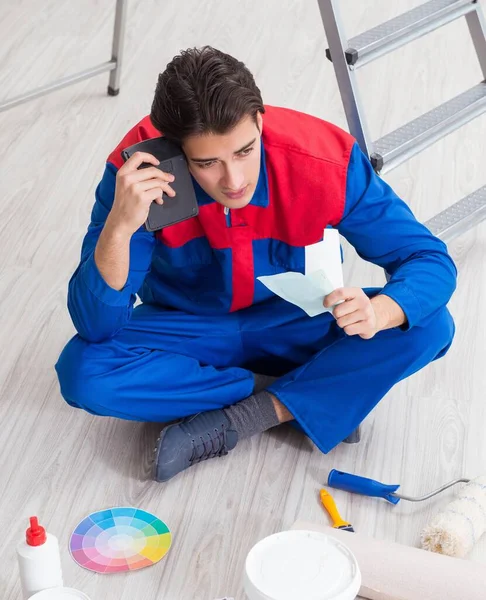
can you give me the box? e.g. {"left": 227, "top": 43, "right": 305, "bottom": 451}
{"left": 182, "top": 112, "right": 263, "bottom": 210}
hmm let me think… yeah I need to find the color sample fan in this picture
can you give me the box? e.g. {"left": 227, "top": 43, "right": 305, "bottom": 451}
{"left": 70, "top": 507, "right": 172, "bottom": 573}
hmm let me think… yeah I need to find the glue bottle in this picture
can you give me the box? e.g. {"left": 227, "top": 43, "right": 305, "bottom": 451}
{"left": 17, "top": 516, "right": 64, "bottom": 599}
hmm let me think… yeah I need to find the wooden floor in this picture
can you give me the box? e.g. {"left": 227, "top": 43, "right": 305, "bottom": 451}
{"left": 1, "top": 1, "right": 485, "bottom": 598}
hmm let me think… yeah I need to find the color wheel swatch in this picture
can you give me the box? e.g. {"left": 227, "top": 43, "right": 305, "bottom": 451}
{"left": 70, "top": 507, "right": 172, "bottom": 573}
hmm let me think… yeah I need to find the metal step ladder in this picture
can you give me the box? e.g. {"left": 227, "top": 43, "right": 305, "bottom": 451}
{"left": 0, "top": 0, "right": 127, "bottom": 114}
{"left": 318, "top": 0, "right": 486, "bottom": 243}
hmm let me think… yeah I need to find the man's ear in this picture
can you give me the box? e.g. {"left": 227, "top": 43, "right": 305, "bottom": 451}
{"left": 256, "top": 111, "right": 263, "bottom": 133}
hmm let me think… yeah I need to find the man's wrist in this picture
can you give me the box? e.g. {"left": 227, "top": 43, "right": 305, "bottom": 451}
{"left": 371, "top": 294, "right": 406, "bottom": 332}
{"left": 103, "top": 215, "right": 133, "bottom": 244}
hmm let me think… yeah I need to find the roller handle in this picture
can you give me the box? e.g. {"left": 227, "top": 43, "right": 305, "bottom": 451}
{"left": 328, "top": 469, "right": 401, "bottom": 505}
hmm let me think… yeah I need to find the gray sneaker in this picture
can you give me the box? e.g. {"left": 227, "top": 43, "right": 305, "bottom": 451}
{"left": 152, "top": 410, "right": 238, "bottom": 482}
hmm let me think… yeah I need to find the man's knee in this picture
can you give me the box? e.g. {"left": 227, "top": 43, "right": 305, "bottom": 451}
{"left": 55, "top": 336, "right": 109, "bottom": 414}
{"left": 408, "top": 306, "right": 455, "bottom": 359}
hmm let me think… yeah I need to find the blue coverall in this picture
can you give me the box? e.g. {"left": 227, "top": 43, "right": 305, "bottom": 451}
{"left": 56, "top": 124, "right": 456, "bottom": 453}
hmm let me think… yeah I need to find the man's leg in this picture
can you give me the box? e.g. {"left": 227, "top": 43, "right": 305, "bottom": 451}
{"left": 147, "top": 294, "right": 453, "bottom": 479}
{"left": 56, "top": 294, "right": 454, "bottom": 480}
{"left": 55, "top": 303, "right": 257, "bottom": 421}
{"left": 153, "top": 291, "right": 453, "bottom": 482}
{"left": 55, "top": 303, "right": 285, "bottom": 482}
{"left": 261, "top": 300, "right": 455, "bottom": 453}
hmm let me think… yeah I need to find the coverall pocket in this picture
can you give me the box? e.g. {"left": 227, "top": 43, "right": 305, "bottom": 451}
{"left": 269, "top": 239, "right": 305, "bottom": 273}
{"left": 154, "top": 237, "right": 214, "bottom": 268}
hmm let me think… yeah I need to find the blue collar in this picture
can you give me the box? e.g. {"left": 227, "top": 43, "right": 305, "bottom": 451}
{"left": 191, "top": 139, "right": 269, "bottom": 208}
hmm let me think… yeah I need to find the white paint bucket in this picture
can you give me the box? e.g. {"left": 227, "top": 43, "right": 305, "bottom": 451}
{"left": 244, "top": 530, "right": 361, "bottom": 600}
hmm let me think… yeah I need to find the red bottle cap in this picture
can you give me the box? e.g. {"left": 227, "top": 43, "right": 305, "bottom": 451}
{"left": 26, "top": 516, "right": 47, "bottom": 546}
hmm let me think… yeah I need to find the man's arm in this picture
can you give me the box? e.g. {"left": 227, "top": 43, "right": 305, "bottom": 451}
{"left": 330, "top": 143, "right": 457, "bottom": 333}
{"left": 324, "top": 286, "right": 405, "bottom": 339}
{"left": 68, "top": 152, "right": 175, "bottom": 342}
{"left": 94, "top": 220, "right": 132, "bottom": 292}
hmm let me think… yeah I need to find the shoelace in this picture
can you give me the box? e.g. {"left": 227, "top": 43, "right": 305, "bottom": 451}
{"left": 189, "top": 424, "right": 229, "bottom": 465}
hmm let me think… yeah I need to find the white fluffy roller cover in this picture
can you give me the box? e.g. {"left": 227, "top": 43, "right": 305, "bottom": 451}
{"left": 421, "top": 476, "right": 486, "bottom": 557}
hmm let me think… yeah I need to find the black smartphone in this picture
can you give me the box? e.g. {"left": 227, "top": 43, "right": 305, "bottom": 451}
{"left": 121, "top": 136, "right": 199, "bottom": 232}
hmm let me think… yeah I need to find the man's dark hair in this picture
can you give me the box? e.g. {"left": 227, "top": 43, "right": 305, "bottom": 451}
{"left": 150, "top": 46, "right": 265, "bottom": 145}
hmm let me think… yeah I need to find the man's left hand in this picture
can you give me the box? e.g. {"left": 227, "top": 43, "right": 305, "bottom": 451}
{"left": 324, "top": 287, "right": 383, "bottom": 339}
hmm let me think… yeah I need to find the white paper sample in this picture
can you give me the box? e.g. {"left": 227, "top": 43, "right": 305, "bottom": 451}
{"left": 258, "top": 229, "right": 344, "bottom": 317}
{"left": 258, "top": 270, "right": 336, "bottom": 317}
{"left": 305, "top": 228, "right": 343, "bottom": 288}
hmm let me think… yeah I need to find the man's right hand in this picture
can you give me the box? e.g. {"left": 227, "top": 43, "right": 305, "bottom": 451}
{"left": 94, "top": 152, "right": 176, "bottom": 291}
{"left": 107, "top": 151, "right": 176, "bottom": 238}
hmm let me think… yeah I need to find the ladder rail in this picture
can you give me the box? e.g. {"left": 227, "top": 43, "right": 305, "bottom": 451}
{"left": 317, "top": 0, "right": 372, "bottom": 155}
{"left": 466, "top": 6, "right": 486, "bottom": 78}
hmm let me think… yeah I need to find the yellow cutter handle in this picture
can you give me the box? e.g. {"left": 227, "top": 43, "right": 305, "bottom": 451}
{"left": 320, "top": 488, "right": 352, "bottom": 529}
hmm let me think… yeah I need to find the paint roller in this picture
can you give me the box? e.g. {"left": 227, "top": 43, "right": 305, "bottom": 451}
{"left": 327, "top": 469, "right": 486, "bottom": 558}
{"left": 291, "top": 520, "right": 486, "bottom": 600}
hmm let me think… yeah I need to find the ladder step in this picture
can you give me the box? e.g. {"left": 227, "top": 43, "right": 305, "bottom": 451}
{"left": 326, "top": 0, "right": 477, "bottom": 67}
{"left": 370, "top": 82, "right": 486, "bottom": 174}
{"left": 425, "top": 185, "right": 486, "bottom": 243}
